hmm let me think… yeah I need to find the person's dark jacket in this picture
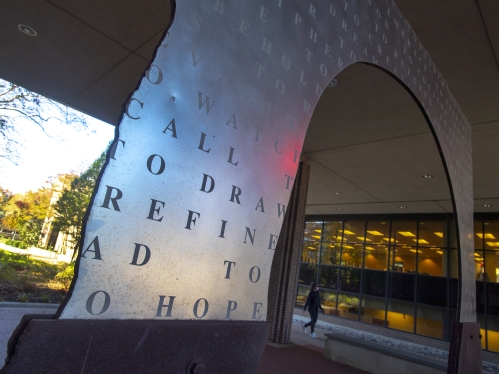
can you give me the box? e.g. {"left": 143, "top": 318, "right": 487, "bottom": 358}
{"left": 303, "top": 291, "right": 324, "bottom": 313}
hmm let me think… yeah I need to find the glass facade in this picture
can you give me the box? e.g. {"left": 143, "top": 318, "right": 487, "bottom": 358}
{"left": 297, "top": 216, "right": 499, "bottom": 352}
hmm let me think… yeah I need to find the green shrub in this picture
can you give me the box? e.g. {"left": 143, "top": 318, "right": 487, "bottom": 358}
{"left": 18, "top": 293, "right": 28, "bottom": 302}
{"left": 55, "top": 264, "right": 74, "bottom": 290}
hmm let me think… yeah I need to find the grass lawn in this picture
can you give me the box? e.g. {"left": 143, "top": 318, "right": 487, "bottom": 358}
{"left": 0, "top": 249, "right": 72, "bottom": 303}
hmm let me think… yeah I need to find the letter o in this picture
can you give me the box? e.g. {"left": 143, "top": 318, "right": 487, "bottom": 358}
{"left": 147, "top": 154, "right": 166, "bottom": 175}
{"left": 276, "top": 79, "right": 285, "bottom": 94}
{"left": 382, "top": 34, "right": 388, "bottom": 44}
{"left": 320, "top": 64, "right": 327, "bottom": 76}
{"left": 249, "top": 266, "right": 261, "bottom": 283}
{"left": 86, "top": 291, "right": 111, "bottom": 315}
{"left": 282, "top": 55, "right": 291, "bottom": 70}
{"left": 350, "top": 51, "right": 357, "bottom": 62}
{"left": 146, "top": 64, "right": 164, "bottom": 85}
{"left": 193, "top": 298, "right": 209, "bottom": 318}
{"left": 353, "top": 15, "right": 360, "bottom": 25}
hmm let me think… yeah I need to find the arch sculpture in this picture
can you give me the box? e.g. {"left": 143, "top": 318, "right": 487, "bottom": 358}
{"left": 3, "top": 1, "right": 480, "bottom": 373}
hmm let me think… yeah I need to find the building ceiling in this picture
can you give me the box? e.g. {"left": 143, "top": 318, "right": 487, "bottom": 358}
{"left": 0, "top": 0, "right": 497, "bottom": 215}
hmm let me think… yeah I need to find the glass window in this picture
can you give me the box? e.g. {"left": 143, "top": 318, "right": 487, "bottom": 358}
{"left": 319, "top": 265, "right": 338, "bottom": 290}
{"left": 484, "top": 250, "right": 497, "bottom": 283}
{"left": 320, "top": 242, "right": 341, "bottom": 265}
{"left": 339, "top": 268, "right": 361, "bottom": 293}
{"left": 295, "top": 285, "right": 309, "bottom": 308}
{"left": 304, "top": 221, "right": 323, "bottom": 241}
{"left": 418, "top": 247, "right": 443, "bottom": 276}
{"left": 478, "top": 314, "right": 486, "bottom": 350}
{"left": 417, "top": 275, "right": 447, "bottom": 307}
{"left": 487, "top": 316, "right": 499, "bottom": 352}
{"left": 362, "top": 270, "right": 386, "bottom": 297}
{"left": 484, "top": 221, "right": 499, "bottom": 282}
{"left": 477, "top": 281, "right": 485, "bottom": 314}
{"left": 366, "top": 221, "right": 390, "bottom": 245}
{"left": 475, "top": 250, "right": 485, "bottom": 281}
{"left": 448, "top": 249, "right": 459, "bottom": 278}
{"left": 361, "top": 296, "right": 387, "bottom": 326}
{"left": 321, "top": 288, "right": 338, "bottom": 316}
{"left": 389, "top": 245, "right": 416, "bottom": 273}
{"left": 386, "top": 300, "right": 415, "bottom": 333}
{"left": 337, "top": 293, "right": 360, "bottom": 321}
{"left": 391, "top": 221, "right": 417, "bottom": 246}
{"left": 418, "top": 221, "right": 445, "bottom": 248}
{"left": 474, "top": 220, "right": 483, "bottom": 250}
{"left": 342, "top": 221, "right": 366, "bottom": 243}
{"left": 449, "top": 278, "right": 458, "bottom": 309}
{"left": 487, "top": 281, "right": 499, "bottom": 316}
{"left": 298, "top": 263, "right": 317, "bottom": 285}
{"left": 448, "top": 220, "right": 458, "bottom": 249}
{"left": 388, "top": 272, "right": 415, "bottom": 302}
{"left": 416, "top": 305, "right": 445, "bottom": 339}
{"left": 302, "top": 241, "right": 320, "bottom": 263}
{"left": 364, "top": 244, "right": 388, "bottom": 270}
{"left": 323, "top": 221, "right": 343, "bottom": 243}
{"left": 341, "top": 243, "right": 363, "bottom": 267}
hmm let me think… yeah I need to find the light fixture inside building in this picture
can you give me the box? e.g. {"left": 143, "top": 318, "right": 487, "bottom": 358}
{"left": 335, "top": 192, "right": 342, "bottom": 195}
{"left": 482, "top": 204, "right": 492, "bottom": 208}
{"left": 327, "top": 79, "right": 338, "bottom": 87}
{"left": 18, "top": 24, "right": 37, "bottom": 36}
{"left": 399, "top": 206, "right": 406, "bottom": 209}
{"left": 423, "top": 175, "right": 433, "bottom": 179}
{"left": 337, "top": 208, "right": 343, "bottom": 211}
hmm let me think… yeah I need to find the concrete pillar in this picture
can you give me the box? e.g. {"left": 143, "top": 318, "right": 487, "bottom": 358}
{"left": 266, "top": 157, "right": 310, "bottom": 343}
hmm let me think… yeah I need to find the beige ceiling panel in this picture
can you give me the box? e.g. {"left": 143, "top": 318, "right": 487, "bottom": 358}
{"left": 303, "top": 64, "right": 429, "bottom": 153}
{"left": 308, "top": 201, "right": 448, "bottom": 216}
{"left": 72, "top": 54, "right": 150, "bottom": 125}
{"left": 135, "top": 28, "right": 167, "bottom": 62}
{"left": 475, "top": 199, "right": 499, "bottom": 213}
{"left": 478, "top": 0, "right": 499, "bottom": 66}
{"left": 308, "top": 133, "right": 451, "bottom": 202}
{"left": 0, "top": 0, "right": 131, "bottom": 106}
{"left": 305, "top": 207, "right": 322, "bottom": 215}
{"left": 435, "top": 200, "right": 454, "bottom": 213}
{"left": 472, "top": 121, "right": 499, "bottom": 199}
{"left": 395, "top": 0, "right": 499, "bottom": 125}
{"left": 48, "top": 0, "right": 170, "bottom": 51}
{"left": 306, "top": 158, "right": 380, "bottom": 205}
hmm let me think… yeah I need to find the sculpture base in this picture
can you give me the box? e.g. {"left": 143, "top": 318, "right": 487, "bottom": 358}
{"left": 1, "top": 315, "right": 270, "bottom": 374}
{"left": 447, "top": 322, "right": 482, "bottom": 374}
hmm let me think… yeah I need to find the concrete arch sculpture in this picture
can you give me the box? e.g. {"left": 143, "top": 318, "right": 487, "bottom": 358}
{"left": 3, "top": 1, "right": 477, "bottom": 373}
{"left": 60, "top": 0, "right": 475, "bottom": 326}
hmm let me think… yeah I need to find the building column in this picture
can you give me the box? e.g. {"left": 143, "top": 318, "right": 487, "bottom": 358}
{"left": 266, "top": 156, "right": 310, "bottom": 343}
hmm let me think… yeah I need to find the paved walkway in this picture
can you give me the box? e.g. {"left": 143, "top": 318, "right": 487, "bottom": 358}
{"left": 0, "top": 303, "right": 366, "bottom": 373}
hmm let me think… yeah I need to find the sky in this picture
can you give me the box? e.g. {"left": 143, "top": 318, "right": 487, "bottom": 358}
{"left": 0, "top": 112, "right": 116, "bottom": 194}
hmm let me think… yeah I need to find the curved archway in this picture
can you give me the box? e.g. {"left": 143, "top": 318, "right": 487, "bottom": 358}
{"left": 56, "top": 0, "right": 475, "bottom": 361}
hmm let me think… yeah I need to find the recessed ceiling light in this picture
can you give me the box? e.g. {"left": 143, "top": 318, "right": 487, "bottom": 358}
{"left": 337, "top": 208, "right": 343, "bottom": 211}
{"left": 399, "top": 206, "right": 406, "bottom": 209}
{"left": 327, "top": 79, "right": 338, "bottom": 87}
{"left": 18, "top": 24, "right": 37, "bottom": 36}
{"left": 423, "top": 175, "right": 433, "bottom": 179}
{"left": 335, "top": 192, "right": 342, "bottom": 195}
{"left": 482, "top": 204, "right": 492, "bottom": 208}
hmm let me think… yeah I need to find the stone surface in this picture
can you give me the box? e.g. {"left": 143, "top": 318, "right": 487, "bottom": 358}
{"left": 1, "top": 319, "right": 270, "bottom": 374}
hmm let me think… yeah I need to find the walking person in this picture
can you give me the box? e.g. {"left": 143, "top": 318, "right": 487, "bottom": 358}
{"left": 302, "top": 282, "right": 324, "bottom": 338}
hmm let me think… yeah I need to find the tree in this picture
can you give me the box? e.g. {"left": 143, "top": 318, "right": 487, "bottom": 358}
{"left": 52, "top": 152, "right": 106, "bottom": 255}
{"left": 0, "top": 187, "right": 14, "bottom": 226}
{"left": 0, "top": 79, "right": 87, "bottom": 164}
{"left": 2, "top": 188, "right": 53, "bottom": 246}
